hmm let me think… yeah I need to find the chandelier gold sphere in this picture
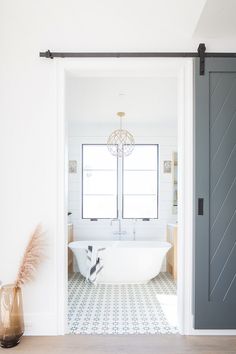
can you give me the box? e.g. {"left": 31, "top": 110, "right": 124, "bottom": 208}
{"left": 107, "top": 112, "right": 135, "bottom": 157}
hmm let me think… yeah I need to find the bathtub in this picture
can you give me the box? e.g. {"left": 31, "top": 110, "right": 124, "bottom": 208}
{"left": 69, "top": 240, "right": 171, "bottom": 284}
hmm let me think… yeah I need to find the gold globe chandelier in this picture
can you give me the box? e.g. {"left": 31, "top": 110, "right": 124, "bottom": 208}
{"left": 107, "top": 112, "right": 135, "bottom": 158}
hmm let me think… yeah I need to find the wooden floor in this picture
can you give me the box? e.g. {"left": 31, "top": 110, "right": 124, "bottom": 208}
{"left": 6, "top": 335, "right": 236, "bottom": 354}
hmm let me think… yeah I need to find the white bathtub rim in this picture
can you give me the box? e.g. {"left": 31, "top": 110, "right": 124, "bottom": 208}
{"left": 68, "top": 240, "right": 172, "bottom": 250}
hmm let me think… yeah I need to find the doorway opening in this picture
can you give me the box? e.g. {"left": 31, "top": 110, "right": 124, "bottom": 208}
{"left": 56, "top": 58, "right": 194, "bottom": 335}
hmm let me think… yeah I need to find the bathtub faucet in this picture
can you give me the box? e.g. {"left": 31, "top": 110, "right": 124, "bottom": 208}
{"left": 110, "top": 219, "right": 127, "bottom": 239}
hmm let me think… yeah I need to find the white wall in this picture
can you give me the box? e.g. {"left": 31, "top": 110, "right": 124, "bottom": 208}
{"left": 68, "top": 127, "right": 177, "bottom": 241}
{"left": 67, "top": 76, "right": 178, "bottom": 246}
{"left": 1, "top": 0, "right": 236, "bottom": 335}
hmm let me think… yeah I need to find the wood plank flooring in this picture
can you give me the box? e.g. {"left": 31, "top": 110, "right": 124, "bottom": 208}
{"left": 5, "top": 335, "right": 236, "bottom": 354}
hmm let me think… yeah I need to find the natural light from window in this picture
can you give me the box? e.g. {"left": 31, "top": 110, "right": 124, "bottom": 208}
{"left": 123, "top": 145, "right": 158, "bottom": 218}
{"left": 82, "top": 145, "right": 118, "bottom": 218}
{"left": 82, "top": 144, "right": 158, "bottom": 219}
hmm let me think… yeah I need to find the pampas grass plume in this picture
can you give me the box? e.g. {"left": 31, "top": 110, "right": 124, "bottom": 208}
{"left": 15, "top": 224, "right": 45, "bottom": 288}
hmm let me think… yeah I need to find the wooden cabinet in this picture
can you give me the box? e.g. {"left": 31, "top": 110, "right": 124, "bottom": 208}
{"left": 166, "top": 224, "right": 178, "bottom": 280}
{"left": 68, "top": 223, "right": 73, "bottom": 273}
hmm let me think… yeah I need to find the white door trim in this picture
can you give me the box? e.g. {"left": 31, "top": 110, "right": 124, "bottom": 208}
{"left": 177, "top": 59, "right": 194, "bottom": 335}
{"left": 56, "top": 58, "right": 236, "bottom": 335}
{"left": 56, "top": 61, "right": 69, "bottom": 335}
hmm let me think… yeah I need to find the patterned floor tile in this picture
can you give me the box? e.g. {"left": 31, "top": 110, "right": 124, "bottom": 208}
{"left": 68, "top": 272, "right": 178, "bottom": 335}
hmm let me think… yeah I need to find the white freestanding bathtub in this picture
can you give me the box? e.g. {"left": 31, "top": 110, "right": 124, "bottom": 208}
{"left": 69, "top": 240, "right": 171, "bottom": 284}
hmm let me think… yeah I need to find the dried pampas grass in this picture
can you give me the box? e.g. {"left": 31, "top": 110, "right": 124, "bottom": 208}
{"left": 15, "top": 224, "right": 45, "bottom": 288}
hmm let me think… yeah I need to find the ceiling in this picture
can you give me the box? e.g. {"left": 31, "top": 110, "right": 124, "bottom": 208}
{"left": 66, "top": 76, "right": 177, "bottom": 125}
{"left": 194, "top": 0, "right": 236, "bottom": 39}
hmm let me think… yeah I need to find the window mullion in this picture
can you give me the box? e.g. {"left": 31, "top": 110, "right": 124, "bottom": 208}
{"left": 118, "top": 155, "right": 123, "bottom": 219}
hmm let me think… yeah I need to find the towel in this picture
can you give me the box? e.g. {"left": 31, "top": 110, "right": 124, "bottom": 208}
{"left": 86, "top": 246, "right": 105, "bottom": 284}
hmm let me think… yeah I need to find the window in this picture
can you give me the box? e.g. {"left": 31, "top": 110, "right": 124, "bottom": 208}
{"left": 123, "top": 145, "right": 158, "bottom": 219}
{"left": 82, "top": 144, "right": 158, "bottom": 219}
{"left": 82, "top": 145, "right": 118, "bottom": 219}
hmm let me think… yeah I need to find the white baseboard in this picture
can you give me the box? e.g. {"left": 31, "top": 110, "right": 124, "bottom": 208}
{"left": 24, "top": 312, "right": 58, "bottom": 335}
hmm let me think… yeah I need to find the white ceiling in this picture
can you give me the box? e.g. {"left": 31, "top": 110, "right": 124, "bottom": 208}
{"left": 194, "top": 0, "right": 236, "bottom": 39}
{"left": 66, "top": 76, "right": 177, "bottom": 125}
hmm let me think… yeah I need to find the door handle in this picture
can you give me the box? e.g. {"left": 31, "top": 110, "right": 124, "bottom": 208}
{"left": 198, "top": 198, "right": 204, "bottom": 215}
